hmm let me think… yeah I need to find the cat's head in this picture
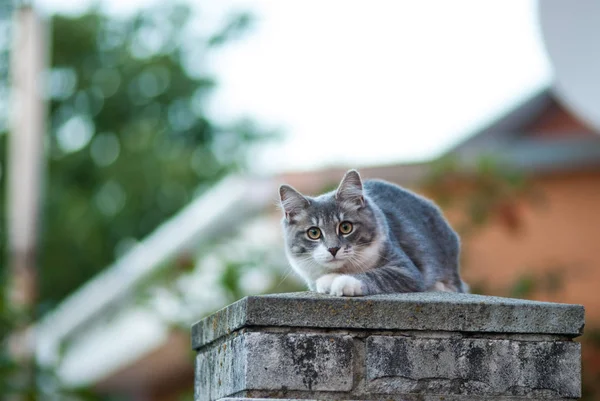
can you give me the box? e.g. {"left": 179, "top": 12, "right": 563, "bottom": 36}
{"left": 278, "top": 170, "right": 382, "bottom": 278}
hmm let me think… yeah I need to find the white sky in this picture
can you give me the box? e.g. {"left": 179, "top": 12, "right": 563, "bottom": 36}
{"left": 36, "top": 0, "right": 552, "bottom": 173}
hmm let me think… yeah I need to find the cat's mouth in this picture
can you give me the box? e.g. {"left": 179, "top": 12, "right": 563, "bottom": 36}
{"left": 322, "top": 256, "right": 347, "bottom": 266}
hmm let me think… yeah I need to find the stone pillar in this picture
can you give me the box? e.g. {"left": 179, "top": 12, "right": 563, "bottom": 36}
{"left": 191, "top": 292, "right": 584, "bottom": 401}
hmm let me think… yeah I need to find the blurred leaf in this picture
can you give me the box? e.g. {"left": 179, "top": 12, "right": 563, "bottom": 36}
{"left": 208, "top": 12, "right": 254, "bottom": 47}
{"left": 509, "top": 274, "right": 536, "bottom": 298}
{"left": 318, "top": 181, "right": 339, "bottom": 194}
{"left": 543, "top": 268, "right": 565, "bottom": 294}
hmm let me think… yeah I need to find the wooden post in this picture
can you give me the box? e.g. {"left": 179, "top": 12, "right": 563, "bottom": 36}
{"left": 6, "top": 4, "right": 47, "bottom": 399}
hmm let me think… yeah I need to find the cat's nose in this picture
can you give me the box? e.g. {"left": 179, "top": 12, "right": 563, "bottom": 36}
{"left": 328, "top": 247, "right": 340, "bottom": 257}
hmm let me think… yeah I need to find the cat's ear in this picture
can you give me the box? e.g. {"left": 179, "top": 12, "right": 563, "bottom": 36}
{"left": 336, "top": 169, "right": 364, "bottom": 208}
{"left": 279, "top": 184, "right": 309, "bottom": 221}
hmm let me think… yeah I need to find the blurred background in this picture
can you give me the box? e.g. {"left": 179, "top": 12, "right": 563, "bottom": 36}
{"left": 1, "top": 0, "right": 600, "bottom": 400}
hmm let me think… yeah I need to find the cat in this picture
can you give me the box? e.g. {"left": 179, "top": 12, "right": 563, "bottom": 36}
{"left": 278, "top": 169, "right": 467, "bottom": 296}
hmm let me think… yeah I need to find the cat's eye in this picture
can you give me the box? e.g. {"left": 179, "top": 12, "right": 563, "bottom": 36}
{"left": 307, "top": 227, "right": 322, "bottom": 240}
{"left": 339, "top": 221, "right": 353, "bottom": 235}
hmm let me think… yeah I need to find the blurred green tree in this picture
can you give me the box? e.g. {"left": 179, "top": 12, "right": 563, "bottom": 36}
{"left": 1, "top": 3, "right": 270, "bottom": 315}
{"left": 0, "top": 3, "right": 273, "bottom": 399}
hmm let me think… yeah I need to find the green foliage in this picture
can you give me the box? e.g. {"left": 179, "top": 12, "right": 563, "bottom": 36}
{"left": 508, "top": 274, "right": 537, "bottom": 298}
{"left": 318, "top": 181, "right": 340, "bottom": 194}
{"left": 508, "top": 267, "right": 566, "bottom": 298}
{"left": 0, "top": 3, "right": 272, "bottom": 399}
{"left": 1, "top": 3, "right": 270, "bottom": 313}
{"left": 423, "top": 155, "right": 543, "bottom": 236}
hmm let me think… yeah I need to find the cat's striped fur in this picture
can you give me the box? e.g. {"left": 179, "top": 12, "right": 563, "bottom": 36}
{"left": 279, "top": 170, "right": 467, "bottom": 296}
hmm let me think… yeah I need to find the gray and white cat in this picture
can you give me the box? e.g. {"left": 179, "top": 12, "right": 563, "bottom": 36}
{"left": 278, "top": 169, "right": 467, "bottom": 296}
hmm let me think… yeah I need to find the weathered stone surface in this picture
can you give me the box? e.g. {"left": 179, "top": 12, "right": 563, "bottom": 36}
{"left": 195, "top": 333, "right": 247, "bottom": 401}
{"left": 191, "top": 292, "right": 584, "bottom": 349}
{"left": 245, "top": 332, "right": 353, "bottom": 392}
{"left": 219, "top": 398, "right": 569, "bottom": 401}
{"left": 195, "top": 332, "right": 353, "bottom": 401}
{"left": 194, "top": 291, "right": 584, "bottom": 400}
{"left": 366, "top": 336, "right": 581, "bottom": 398}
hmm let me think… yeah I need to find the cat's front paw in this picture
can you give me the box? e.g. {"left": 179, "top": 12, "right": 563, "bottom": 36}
{"left": 330, "top": 275, "right": 364, "bottom": 297}
{"left": 315, "top": 274, "right": 339, "bottom": 294}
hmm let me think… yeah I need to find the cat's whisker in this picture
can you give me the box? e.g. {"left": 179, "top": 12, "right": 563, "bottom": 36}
{"left": 278, "top": 168, "right": 466, "bottom": 295}
{"left": 354, "top": 243, "right": 395, "bottom": 264}
{"left": 348, "top": 260, "right": 365, "bottom": 275}
{"left": 274, "top": 266, "right": 295, "bottom": 289}
{"left": 347, "top": 254, "right": 367, "bottom": 275}
{"left": 294, "top": 255, "right": 315, "bottom": 262}
{"left": 373, "top": 251, "right": 395, "bottom": 264}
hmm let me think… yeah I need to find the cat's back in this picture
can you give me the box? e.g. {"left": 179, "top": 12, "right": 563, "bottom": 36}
{"left": 363, "top": 179, "right": 438, "bottom": 217}
{"left": 363, "top": 178, "right": 462, "bottom": 290}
